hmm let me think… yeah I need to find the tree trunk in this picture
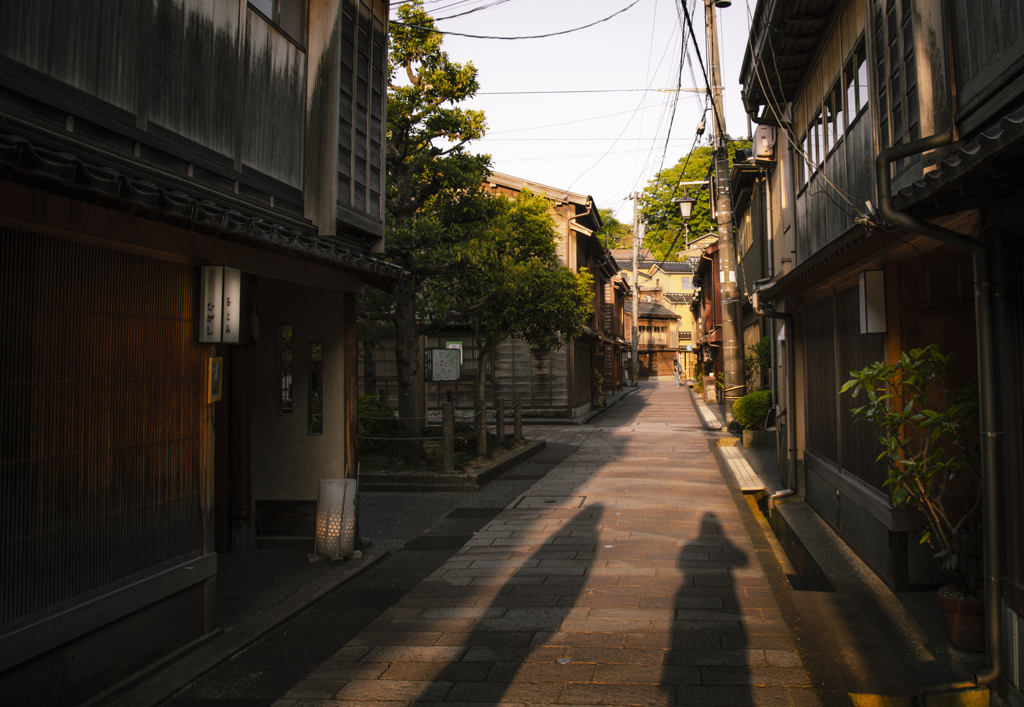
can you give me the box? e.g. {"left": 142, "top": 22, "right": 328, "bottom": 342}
{"left": 393, "top": 278, "right": 422, "bottom": 443}
{"left": 474, "top": 343, "right": 490, "bottom": 408}
{"left": 362, "top": 337, "right": 378, "bottom": 398}
{"left": 474, "top": 342, "right": 491, "bottom": 456}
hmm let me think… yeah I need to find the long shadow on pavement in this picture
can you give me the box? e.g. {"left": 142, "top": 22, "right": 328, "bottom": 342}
{"left": 666, "top": 512, "right": 752, "bottom": 707}
{"left": 402, "top": 504, "right": 606, "bottom": 705}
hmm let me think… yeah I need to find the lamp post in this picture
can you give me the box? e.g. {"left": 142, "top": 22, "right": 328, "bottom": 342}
{"left": 705, "top": 0, "right": 742, "bottom": 425}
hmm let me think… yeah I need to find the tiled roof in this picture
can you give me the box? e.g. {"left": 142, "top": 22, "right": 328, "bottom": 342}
{"left": 0, "top": 133, "right": 405, "bottom": 285}
{"left": 894, "top": 104, "right": 1024, "bottom": 209}
{"left": 664, "top": 293, "right": 694, "bottom": 304}
{"left": 624, "top": 301, "right": 679, "bottom": 318}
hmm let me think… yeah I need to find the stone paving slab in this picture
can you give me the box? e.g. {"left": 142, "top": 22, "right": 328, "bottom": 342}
{"left": 271, "top": 383, "right": 818, "bottom": 707}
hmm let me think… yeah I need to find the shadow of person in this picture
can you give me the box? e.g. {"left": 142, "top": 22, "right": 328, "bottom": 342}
{"left": 420, "top": 503, "right": 606, "bottom": 706}
{"left": 664, "top": 512, "right": 753, "bottom": 706}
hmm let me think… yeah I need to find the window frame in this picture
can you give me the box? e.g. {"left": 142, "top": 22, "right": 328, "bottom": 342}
{"left": 248, "top": 0, "right": 308, "bottom": 48}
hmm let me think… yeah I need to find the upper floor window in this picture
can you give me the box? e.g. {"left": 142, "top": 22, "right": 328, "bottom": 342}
{"left": 826, "top": 81, "right": 844, "bottom": 151}
{"left": 250, "top": 0, "right": 307, "bottom": 46}
{"left": 844, "top": 40, "right": 870, "bottom": 124}
{"left": 873, "top": 0, "right": 919, "bottom": 174}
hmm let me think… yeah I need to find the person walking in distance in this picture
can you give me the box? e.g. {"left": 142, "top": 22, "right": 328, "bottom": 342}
{"left": 673, "top": 357, "right": 682, "bottom": 387}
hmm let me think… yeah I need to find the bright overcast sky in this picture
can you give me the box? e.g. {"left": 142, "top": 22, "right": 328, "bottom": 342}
{"left": 404, "top": 0, "right": 754, "bottom": 223}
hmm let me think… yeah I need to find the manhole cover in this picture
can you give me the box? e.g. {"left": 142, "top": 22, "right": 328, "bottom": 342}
{"left": 445, "top": 507, "right": 504, "bottom": 519}
{"left": 401, "top": 535, "right": 474, "bottom": 551}
{"left": 513, "top": 496, "right": 586, "bottom": 509}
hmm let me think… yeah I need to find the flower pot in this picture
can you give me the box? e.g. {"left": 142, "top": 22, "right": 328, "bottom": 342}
{"left": 937, "top": 584, "right": 985, "bottom": 652}
{"left": 742, "top": 429, "right": 775, "bottom": 448}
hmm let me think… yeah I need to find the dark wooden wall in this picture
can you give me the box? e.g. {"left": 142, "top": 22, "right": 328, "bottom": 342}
{"left": 795, "top": 108, "right": 872, "bottom": 263}
{"left": 951, "top": 0, "right": 1024, "bottom": 133}
{"left": 337, "top": 0, "right": 387, "bottom": 229}
{"left": 997, "top": 225, "right": 1024, "bottom": 616}
{"left": 0, "top": 0, "right": 321, "bottom": 216}
{"left": 0, "top": 228, "right": 206, "bottom": 624}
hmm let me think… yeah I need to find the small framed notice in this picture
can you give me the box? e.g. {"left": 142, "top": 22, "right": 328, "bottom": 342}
{"left": 208, "top": 357, "right": 224, "bottom": 403}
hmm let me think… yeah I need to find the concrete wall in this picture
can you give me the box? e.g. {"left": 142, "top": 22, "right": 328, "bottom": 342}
{"left": 252, "top": 276, "right": 351, "bottom": 501}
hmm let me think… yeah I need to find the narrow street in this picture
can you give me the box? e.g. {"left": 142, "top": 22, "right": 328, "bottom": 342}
{"left": 172, "top": 382, "right": 829, "bottom": 707}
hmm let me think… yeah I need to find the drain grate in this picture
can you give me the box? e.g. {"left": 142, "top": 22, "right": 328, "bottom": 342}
{"left": 401, "top": 535, "right": 474, "bottom": 551}
{"left": 513, "top": 496, "right": 586, "bottom": 509}
{"left": 162, "top": 696, "right": 270, "bottom": 700}
{"left": 444, "top": 507, "right": 504, "bottom": 519}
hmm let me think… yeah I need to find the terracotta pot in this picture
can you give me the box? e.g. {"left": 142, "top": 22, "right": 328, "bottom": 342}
{"left": 937, "top": 585, "right": 985, "bottom": 652}
{"left": 742, "top": 429, "right": 775, "bottom": 448}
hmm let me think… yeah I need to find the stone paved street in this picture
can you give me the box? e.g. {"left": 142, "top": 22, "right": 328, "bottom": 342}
{"left": 273, "top": 382, "right": 818, "bottom": 707}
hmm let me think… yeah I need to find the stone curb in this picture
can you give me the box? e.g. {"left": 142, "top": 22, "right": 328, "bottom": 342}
{"left": 360, "top": 439, "right": 547, "bottom": 492}
{"left": 88, "top": 547, "right": 389, "bottom": 707}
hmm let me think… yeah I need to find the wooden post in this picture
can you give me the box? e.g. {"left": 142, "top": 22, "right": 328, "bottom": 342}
{"left": 442, "top": 401, "right": 454, "bottom": 473}
{"left": 514, "top": 392, "right": 523, "bottom": 442}
{"left": 476, "top": 397, "right": 487, "bottom": 456}
{"left": 496, "top": 399, "right": 505, "bottom": 442}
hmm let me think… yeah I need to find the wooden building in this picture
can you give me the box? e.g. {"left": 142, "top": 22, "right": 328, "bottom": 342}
{"left": 0, "top": 1, "right": 395, "bottom": 704}
{"left": 689, "top": 241, "right": 722, "bottom": 392}
{"left": 740, "top": 0, "right": 1024, "bottom": 701}
{"left": 487, "top": 173, "right": 627, "bottom": 418}
{"left": 617, "top": 256, "right": 700, "bottom": 372}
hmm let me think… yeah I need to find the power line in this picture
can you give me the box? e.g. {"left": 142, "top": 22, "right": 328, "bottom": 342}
{"left": 390, "top": 0, "right": 642, "bottom": 40}
{"left": 488, "top": 98, "right": 676, "bottom": 135}
{"left": 476, "top": 88, "right": 697, "bottom": 95}
{"left": 482, "top": 137, "right": 697, "bottom": 142}
{"left": 677, "top": 0, "right": 725, "bottom": 142}
{"left": 433, "top": 0, "right": 518, "bottom": 21}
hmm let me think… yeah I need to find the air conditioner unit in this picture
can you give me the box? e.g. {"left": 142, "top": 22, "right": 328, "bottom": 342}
{"left": 754, "top": 124, "right": 776, "bottom": 161}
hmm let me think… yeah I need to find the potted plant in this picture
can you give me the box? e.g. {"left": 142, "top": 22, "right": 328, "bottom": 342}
{"left": 841, "top": 345, "right": 983, "bottom": 651}
{"left": 592, "top": 368, "right": 606, "bottom": 407}
{"left": 733, "top": 389, "right": 774, "bottom": 447}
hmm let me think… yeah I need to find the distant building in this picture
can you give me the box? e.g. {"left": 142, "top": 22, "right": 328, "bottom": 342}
{"left": 616, "top": 256, "right": 699, "bottom": 376}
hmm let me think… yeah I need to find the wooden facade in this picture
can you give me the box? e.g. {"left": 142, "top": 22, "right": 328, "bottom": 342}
{"left": 741, "top": 0, "right": 1024, "bottom": 700}
{"left": 618, "top": 256, "right": 700, "bottom": 371}
{"left": 0, "top": 1, "right": 395, "bottom": 703}
{"left": 486, "top": 173, "right": 626, "bottom": 418}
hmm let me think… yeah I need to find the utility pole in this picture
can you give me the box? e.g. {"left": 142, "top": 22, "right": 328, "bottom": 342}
{"left": 631, "top": 192, "right": 640, "bottom": 385}
{"left": 706, "top": 0, "right": 743, "bottom": 424}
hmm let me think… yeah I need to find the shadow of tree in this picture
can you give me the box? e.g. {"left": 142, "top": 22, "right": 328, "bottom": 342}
{"left": 416, "top": 503, "right": 606, "bottom": 705}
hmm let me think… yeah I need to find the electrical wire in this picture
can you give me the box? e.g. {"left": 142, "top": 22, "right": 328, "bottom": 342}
{"left": 632, "top": 0, "right": 660, "bottom": 183}
{"left": 677, "top": 0, "right": 725, "bottom": 144}
{"left": 487, "top": 98, "right": 677, "bottom": 135}
{"left": 433, "top": 0, "right": 518, "bottom": 21}
{"left": 390, "top": 0, "right": 642, "bottom": 40}
{"left": 743, "top": 2, "right": 867, "bottom": 214}
{"left": 476, "top": 88, "right": 690, "bottom": 95}
{"left": 561, "top": 10, "right": 681, "bottom": 197}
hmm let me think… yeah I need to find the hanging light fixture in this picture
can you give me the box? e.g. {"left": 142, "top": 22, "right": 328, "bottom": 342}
{"left": 674, "top": 195, "right": 697, "bottom": 221}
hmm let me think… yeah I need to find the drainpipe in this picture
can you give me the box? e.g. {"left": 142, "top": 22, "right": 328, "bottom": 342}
{"left": 752, "top": 288, "right": 797, "bottom": 499}
{"left": 876, "top": 131, "right": 1001, "bottom": 689}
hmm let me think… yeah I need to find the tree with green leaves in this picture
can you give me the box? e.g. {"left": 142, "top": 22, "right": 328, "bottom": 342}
{"left": 367, "top": 1, "right": 593, "bottom": 448}
{"left": 639, "top": 138, "right": 751, "bottom": 260}
{"left": 363, "top": 0, "right": 491, "bottom": 437}
{"left": 428, "top": 190, "right": 594, "bottom": 408}
{"left": 597, "top": 208, "right": 632, "bottom": 249}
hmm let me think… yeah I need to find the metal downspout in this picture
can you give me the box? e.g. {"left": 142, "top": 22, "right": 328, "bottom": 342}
{"left": 876, "top": 132, "right": 1001, "bottom": 689}
{"left": 752, "top": 290, "right": 797, "bottom": 495}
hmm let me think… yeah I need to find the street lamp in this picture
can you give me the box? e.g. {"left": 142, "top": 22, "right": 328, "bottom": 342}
{"left": 674, "top": 195, "right": 696, "bottom": 220}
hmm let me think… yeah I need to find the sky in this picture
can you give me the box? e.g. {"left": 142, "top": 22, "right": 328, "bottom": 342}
{"left": 399, "top": 0, "right": 755, "bottom": 223}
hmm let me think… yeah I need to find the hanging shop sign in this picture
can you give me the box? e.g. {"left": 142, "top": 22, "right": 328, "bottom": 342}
{"left": 200, "top": 266, "right": 242, "bottom": 344}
